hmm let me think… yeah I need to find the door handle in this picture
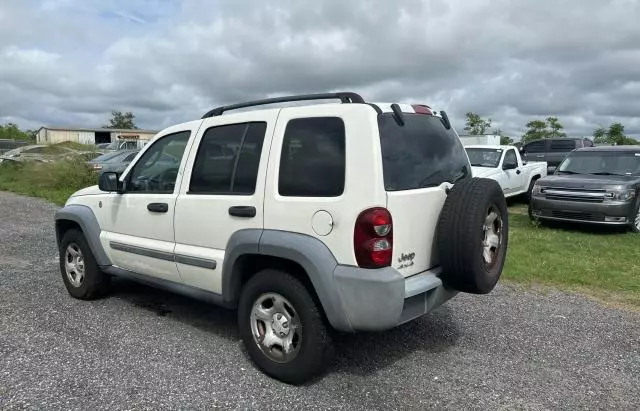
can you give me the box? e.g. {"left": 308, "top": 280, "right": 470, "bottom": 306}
{"left": 536, "top": 155, "right": 544, "bottom": 158}
{"left": 147, "top": 202, "right": 168, "bottom": 213}
{"left": 229, "top": 206, "right": 256, "bottom": 218}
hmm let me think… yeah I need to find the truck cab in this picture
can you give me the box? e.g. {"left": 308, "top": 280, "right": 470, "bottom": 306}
{"left": 466, "top": 144, "right": 547, "bottom": 198}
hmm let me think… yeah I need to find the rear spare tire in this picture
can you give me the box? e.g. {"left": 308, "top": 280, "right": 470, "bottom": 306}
{"left": 436, "top": 177, "right": 508, "bottom": 294}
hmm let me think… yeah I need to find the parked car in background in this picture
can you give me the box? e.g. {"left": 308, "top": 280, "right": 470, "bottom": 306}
{"left": 0, "top": 144, "right": 88, "bottom": 164}
{"left": 466, "top": 144, "right": 547, "bottom": 199}
{"left": 86, "top": 149, "right": 140, "bottom": 173}
{"left": 101, "top": 139, "right": 149, "bottom": 152}
{"left": 529, "top": 145, "right": 640, "bottom": 232}
{"left": 0, "top": 139, "right": 30, "bottom": 155}
{"left": 520, "top": 137, "right": 594, "bottom": 174}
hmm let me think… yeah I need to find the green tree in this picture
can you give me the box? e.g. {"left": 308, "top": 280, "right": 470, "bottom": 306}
{"left": 522, "top": 120, "right": 548, "bottom": 143}
{"left": 593, "top": 122, "right": 638, "bottom": 145}
{"left": 464, "top": 112, "right": 492, "bottom": 135}
{"left": 521, "top": 117, "right": 567, "bottom": 143}
{"left": 0, "top": 123, "right": 34, "bottom": 141}
{"left": 546, "top": 116, "right": 567, "bottom": 138}
{"left": 492, "top": 128, "right": 514, "bottom": 145}
{"left": 105, "top": 111, "right": 138, "bottom": 129}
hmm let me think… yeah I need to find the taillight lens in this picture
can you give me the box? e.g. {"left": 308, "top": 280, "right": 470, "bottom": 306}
{"left": 354, "top": 207, "right": 393, "bottom": 268}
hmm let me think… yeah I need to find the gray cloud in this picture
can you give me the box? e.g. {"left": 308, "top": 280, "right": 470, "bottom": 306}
{"left": 1, "top": 0, "right": 639, "bottom": 138}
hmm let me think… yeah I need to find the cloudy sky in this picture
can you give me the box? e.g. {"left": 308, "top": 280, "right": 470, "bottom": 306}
{"left": 1, "top": 0, "right": 639, "bottom": 140}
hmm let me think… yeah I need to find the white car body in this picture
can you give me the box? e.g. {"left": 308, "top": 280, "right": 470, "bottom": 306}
{"left": 55, "top": 92, "right": 509, "bottom": 383}
{"left": 466, "top": 144, "right": 547, "bottom": 197}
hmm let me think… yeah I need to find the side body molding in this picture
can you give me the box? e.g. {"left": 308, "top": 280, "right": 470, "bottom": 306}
{"left": 54, "top": 204, "right": 112, "bottom": 267}
{"left": 222, "top": 229, "right": 352, "bottom": 332}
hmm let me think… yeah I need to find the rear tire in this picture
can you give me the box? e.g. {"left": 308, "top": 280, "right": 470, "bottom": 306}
{"left": 238, "top": 269, "right": 333, "bottom": 384}
{"left": 59, "top": 229, "right": 111, "bottom": 300}
{"left": 436, "top": 178, "right": 509, "bottom": 294}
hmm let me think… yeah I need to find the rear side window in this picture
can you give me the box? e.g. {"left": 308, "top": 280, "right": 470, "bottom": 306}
{"left": 189, "top": 122, "right": 266, "bottom": 195}
{"left": 524, "top": 140, "right": 547, "bottom": 153}
{"left": 378, "top": 113, "right": 470, "bottom": 191}
{"left": 550, "top": 139, "right": 577, "bottom": 151}
{"left": 279, "top": 117, "right": 345, "bottom": 197}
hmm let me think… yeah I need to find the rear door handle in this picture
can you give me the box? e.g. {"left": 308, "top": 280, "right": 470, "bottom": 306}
{"left": 229, "top": 206, "right": 256, "bottom": 218}
{"left": 147, "top": 202, "right": 168, "bottom": 213}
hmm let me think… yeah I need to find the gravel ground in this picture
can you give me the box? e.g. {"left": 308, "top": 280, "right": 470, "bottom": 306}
{"left": 1, "top": 191, "right": 639, "bottom": 410}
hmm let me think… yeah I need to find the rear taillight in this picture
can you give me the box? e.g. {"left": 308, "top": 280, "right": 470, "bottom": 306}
{"left": 354, "top": 207, "right": 393, "bottom": 268}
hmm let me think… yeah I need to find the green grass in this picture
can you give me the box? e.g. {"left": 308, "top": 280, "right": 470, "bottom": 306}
{"left": 504, "top": 201, "right": 640, "bottom": 308}
{"left": 0, "top": 160, "right": 98, "bottom": 205}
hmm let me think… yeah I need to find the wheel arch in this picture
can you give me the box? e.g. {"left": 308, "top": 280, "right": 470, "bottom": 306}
{"left": 222, "top": 229, "right": 352, "bottom": 332}
{"left": 54, "top": 204, "right": 111, "bottom": 266}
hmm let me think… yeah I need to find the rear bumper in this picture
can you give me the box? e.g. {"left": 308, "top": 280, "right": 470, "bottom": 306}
{"left": 530, "top": 196, "right": 635, "bottom": 225}
{"left": 333, "top": 265, "right": 457, "bottom": 332}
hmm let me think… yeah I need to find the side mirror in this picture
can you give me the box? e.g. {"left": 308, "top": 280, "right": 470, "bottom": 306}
{"left": 98, "top": 171, "right": 122, "bottom": 192}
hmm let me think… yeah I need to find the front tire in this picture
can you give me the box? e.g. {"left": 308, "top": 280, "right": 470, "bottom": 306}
{"left": 59, "top": 229, "right": 111, "bottom": 300}
{"left": 630, "top": 202, "right": 640, "bottom": 233}
{"left": 238, "top": 269, "right": 333, "bottom": 384}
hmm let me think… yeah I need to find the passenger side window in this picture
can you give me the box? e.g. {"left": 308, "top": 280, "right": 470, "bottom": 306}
{"left": 524, "top": 140, "right": 547, "bottom": 153}
{"left": 279, "top": 117, "right": 345, "bottom": 197}
{"left": 189, "top": 122, "right": 267, "bottom": 195}
{"left": 126, "top": 131, "right": 191, "bottom": 194}
{"left": 503, "top": 150, "right": 518, "bottom": 167}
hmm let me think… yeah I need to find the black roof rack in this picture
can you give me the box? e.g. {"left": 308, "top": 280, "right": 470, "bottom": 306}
{"left": 201, "top": 92, "right": 366, "bottom": 118}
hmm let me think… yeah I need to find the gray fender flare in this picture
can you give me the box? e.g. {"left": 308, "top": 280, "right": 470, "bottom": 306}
{"left": 222, "top": 229, "right": 352, "bottom": 332}
{"left": 54, "top": 204, "right": 111, "bottom": 267}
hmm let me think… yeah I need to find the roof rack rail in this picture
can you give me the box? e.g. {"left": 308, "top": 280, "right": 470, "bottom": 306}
{"left": 201, "top": 92, "right": 366, "bottom": 118}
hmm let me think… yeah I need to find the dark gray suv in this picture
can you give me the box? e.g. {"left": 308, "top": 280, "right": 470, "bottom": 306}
{"left": 529, "top": 146, "right": 640, "bottom": 232}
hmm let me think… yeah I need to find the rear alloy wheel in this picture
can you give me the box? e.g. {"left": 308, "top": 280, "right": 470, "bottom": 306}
{"left": 238, "top": 269, "right": 333, "bottom": 384}
{"left": 436, "top": 177, "right": 509, "bottom": 294}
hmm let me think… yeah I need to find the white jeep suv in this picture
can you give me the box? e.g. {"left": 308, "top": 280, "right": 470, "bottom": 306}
{"left": 55, "top": 92, "right": 509, "bottom": 384}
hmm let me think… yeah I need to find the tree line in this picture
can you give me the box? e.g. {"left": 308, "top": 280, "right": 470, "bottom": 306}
{"left": 0, "top": 111, "right": 138, "bottom": 142}
{"left": 463, "top": 112, "right": 638, "bottom": 146}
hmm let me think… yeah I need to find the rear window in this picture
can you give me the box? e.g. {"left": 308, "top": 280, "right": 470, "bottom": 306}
{"left": 378, "top": 113, "right": 470, "bottom": 191}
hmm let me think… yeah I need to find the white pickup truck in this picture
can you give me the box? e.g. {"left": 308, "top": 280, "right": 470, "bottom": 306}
{"left": 465, "top": 144, "right": 547, "bottom": 199}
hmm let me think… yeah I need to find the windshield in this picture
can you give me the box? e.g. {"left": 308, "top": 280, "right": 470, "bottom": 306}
{"left": 378, "top": 113, "right": 471, "bottom": 191}
{"left": 92, "top": 151, "right": 127, "bottom": 162}
{"left": 465, "top": 148, "right": 504, "bottom": 167}
{"left": 557, "top": 150, "right": 640, "bottom": 176}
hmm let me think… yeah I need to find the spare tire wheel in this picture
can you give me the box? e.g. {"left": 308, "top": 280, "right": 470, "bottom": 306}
{"left": 435, "top": 177, "right": 508, "bottom": 294}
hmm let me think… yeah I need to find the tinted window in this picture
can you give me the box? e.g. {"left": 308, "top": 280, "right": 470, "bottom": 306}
{"left": 504, "top": 150, "right": 517, "bottom": 167}
{"left": 524, "top": 140, "right": 547, "bottom": 153}
{"left": 127, "top": 131, "right": 190, "bottom": 193}
{"left": 279, "top": 117, "right": 345, "bottom": 197}
{"left": 189, "top": 122, "right": 266, "bottom": 195}
{"left": 557, "top": 150, "right": 640, "bottom": 176}
{"left": 378, "top": 113, "right": 470, "bottom": 191}
{"left": 550, "top": 139, "right": 577, "bottom": 151}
